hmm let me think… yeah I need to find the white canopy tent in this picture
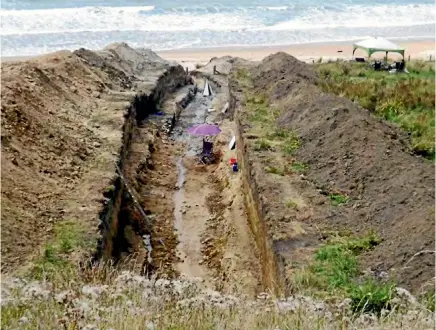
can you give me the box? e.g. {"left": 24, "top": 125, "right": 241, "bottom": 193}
{"left": 352, "top": 37, "right": 405, "bottom": 58}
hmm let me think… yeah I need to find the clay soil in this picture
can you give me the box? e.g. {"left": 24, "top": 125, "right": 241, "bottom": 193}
{"left": 1, "top": 50, "right": 129, "bottom": 271}
{"left": 231, "top": 52, "right": 435, "bottom": 293}
{"left": 0, "top": 44, "right": 187, "bottom": 274}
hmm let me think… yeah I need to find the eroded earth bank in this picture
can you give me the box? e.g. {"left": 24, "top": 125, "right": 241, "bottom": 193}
{"left": 1, "top": 43, "right": 435, "bottom": 329}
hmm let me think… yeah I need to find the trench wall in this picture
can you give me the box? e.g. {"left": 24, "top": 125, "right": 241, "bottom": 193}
{"left": 232, "top": 95, "right": 285, "bottom": 295}
{"left": 96, "top": 66, "right": 188, "bottom": 262}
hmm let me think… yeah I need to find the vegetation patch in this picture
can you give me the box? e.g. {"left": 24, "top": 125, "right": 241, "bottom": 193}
{"left": 30, "top": 221, "right": 94, "bottom": 280}
{"left": 266, "top": 128, "right": 290, "bottom": 140}
{"left": 253, "top": 139, "right": 272, "bottom": 151}
{"left": 316, "top": 61, "right": 435, "bottom": 159}
{"left": 328, "top": 193, "right": 349, "bottom": 206}
{"left": 265, "top": 166, "right": 285, "bottom": 176}
{"left": 290, "top": 161, "right": 309, "bottom": 173}
{"left": 291, "top": 231, "right": 395, "bottom": 314}
{"left": 285, "top": 199, "right": 299, "bottom": 210}
{"left": 420, "top": 291, "right": 436, "bottom": 312}
{"left": 282, "top": 133, "right": 301, "bottom": 155}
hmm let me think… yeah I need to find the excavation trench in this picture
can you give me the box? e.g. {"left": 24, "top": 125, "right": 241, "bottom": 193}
{"left": 95, "top": 65, "right": 280, "bottom": 297}
{"left": 95, "top": 68, "right": 192, "bottom": 275}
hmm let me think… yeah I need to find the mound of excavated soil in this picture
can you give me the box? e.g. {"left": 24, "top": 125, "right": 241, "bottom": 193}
{"left": 240, "top": 53, "right": 435, "bottom": 292}
{"left": 0, "top": 45, "right": 184, "bottom": 272}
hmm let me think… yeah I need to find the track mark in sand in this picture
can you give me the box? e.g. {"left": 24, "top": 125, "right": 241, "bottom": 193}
{"left": 173, "top": 154, "right": 213, "bottom": 287}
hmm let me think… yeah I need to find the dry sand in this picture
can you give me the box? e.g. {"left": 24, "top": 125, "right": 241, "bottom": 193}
{"left": 2, "top": 40, "right": 434, "bottom": 71}
{"left": 157, "top": 40, "right": 435, "bottom": 70}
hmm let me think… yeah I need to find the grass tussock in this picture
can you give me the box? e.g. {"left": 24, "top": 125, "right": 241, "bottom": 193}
{"left": 290, "top": 161, "right": 309, "bottom": 173}
{"left": 290, "top": 231, "right": 399, "bottom": 314}
{"left": 30, "top": 221, "right": 94, "bottom": 281}
{"left": 253, "top": 138, "right": 272, "bottom": 151}
{"left": 316, "top": 61, "right": 435, "bottom": 158}
{"left": 265, "top": 166, "right": 285, "bottom": 176}
{"left": 241, "top": 85, "right": 303, "bottom": 159}
{"left": 328, "top": 193, "right": 349, "bottom": 206}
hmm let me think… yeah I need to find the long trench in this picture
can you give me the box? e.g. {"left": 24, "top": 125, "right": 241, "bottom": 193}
{"left": 96, "top": 71, "right": 264, "bottom": 296}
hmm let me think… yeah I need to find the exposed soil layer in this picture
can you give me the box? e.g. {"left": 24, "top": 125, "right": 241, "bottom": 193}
{"left": 1, "top": 43, "right": 188, "bottom": 273}
{"left": 3, "top": 44, "right": 432, "bottom": 300}
{"left": 230, "top": 52, "right": 435, "bottom": 293}
{"left": 1, "top": 47, "right": 261, "bottom": 299}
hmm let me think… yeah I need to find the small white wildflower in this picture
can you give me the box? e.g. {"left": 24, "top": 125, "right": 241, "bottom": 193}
{"left": 25, "top": 282, "right": 51, "bottom": 300}
{"left": 146, "top": 321, "right": 156, "bottom": 330}
{"left": 18, "top": 316, "right": 29, "bottom": 325}
{"left": 81, "top": 285, "right": 107, "bottom": 299}
{"left": 55, "top": 290, "right": 73, "bottom": 304}
{"left": 73, "top": 298, "right": 91, "bottom": 314}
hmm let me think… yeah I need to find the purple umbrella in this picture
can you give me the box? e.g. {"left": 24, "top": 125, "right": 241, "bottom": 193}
{"left": 187, "top": 123, "right": 221, "bottom": 136}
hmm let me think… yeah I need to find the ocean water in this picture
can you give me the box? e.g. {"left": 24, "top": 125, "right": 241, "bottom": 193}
{"left": 1, "top": 0, "right": 435, "bottom": 57}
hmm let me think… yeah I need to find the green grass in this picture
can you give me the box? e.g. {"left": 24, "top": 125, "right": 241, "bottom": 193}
{"left": 235, "top": 68, "right": 303, "bottom": 158}
{"left": 285, "top": 200, "right": 299, "bottom": 210}
{"left": 348, "top": 280, "right": 395, "bottom": 314}
{"left": 290, "top": 161, "right": 309, "bottom": 173}
{"left": 282, "top": 133, "right": 301, "bottom": 155}
{"left": 291, "top": 231, "right": 394, "bottom": 314}
{"left": 30, "top": 221, "right": 94, "bottom": 280}
{"left": 265, "top": 166, "right": 285, "bottom": 176}
{"left": 253, "top": 139, "right": 272, "bottom": 151}
{"left": 328, "top": 193, "right": 349, "bottom": 206}
{"left": 266, "top": 128, "right": 291, "bottom": 140}
{"left": 245, "top": 93, "right": 280, "bottom": 125}
{"left": 316, "top": 61, "right": 435, "bottom": 159}
{"left": 420, "top": 291, "right": 436, "bottom": 312}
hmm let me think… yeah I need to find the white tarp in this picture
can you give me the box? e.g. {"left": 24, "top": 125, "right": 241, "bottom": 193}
{"left": 228, "top": 136, "right": 236, "bottom": 150}
{"left": 353, "top": 37, "right": 405, "bottom": 57}
{"left": 203, "top": 79, "right": 214, "bottom": 97}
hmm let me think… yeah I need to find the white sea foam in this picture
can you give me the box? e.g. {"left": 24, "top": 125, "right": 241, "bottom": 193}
{"left": 0, "top": 6, "right": 262, "bottom": 35}
{"left": 264, "top": 4, "right": 435, "bottom": 30}
{"left": 1, "top": 4, "right": 434, "bottom": 36}
{"left": 0, "top": 2, "right": 434, "bottom": 57}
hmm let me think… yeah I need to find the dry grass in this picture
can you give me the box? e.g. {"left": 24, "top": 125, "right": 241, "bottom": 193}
{"left": 316, "top": 60, "right": 435, "bottom": 158}
{"left": 2, "top": 264, "right": 435, "bottom": 330}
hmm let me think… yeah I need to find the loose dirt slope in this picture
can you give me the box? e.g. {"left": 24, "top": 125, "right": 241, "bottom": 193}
{"left": 0, "top": 44, "right": 185, "bottom": 272}
{"left": 231, "top": 52, "right": 434, "bottom": 293}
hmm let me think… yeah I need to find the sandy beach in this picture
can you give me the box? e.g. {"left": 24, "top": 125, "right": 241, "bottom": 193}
{"left": 2, "top": 40, "right": 434, "bottom": 70}
{"left": 158, "top": 39, "right": 435, "bottom": 70}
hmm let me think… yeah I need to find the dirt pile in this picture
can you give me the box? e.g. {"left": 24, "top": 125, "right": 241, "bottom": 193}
{"left": 0, "top": 44, "right": 186, "bottom": 273}
{"left": 231, "top": 52, "right": 434, "bottom": 293}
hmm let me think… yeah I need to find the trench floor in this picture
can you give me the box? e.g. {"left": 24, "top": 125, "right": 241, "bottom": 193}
{"left": 144, "top": 80, "right": 261, "bottom": 296}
